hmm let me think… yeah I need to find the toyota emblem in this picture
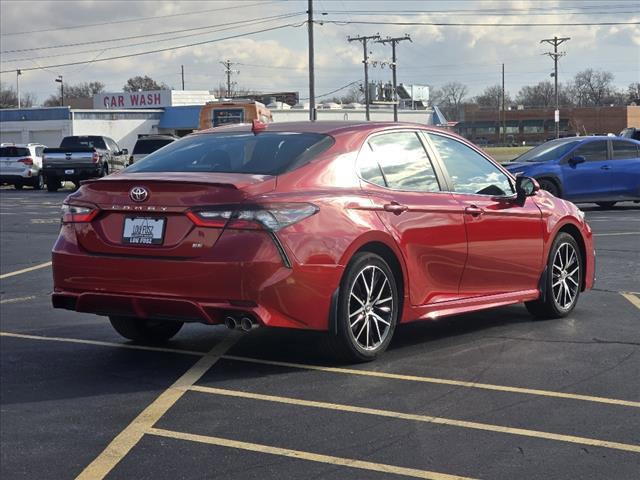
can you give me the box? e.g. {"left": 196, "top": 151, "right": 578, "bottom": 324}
{"left": 129, "top": 186, "right": 149, "bottom": 202}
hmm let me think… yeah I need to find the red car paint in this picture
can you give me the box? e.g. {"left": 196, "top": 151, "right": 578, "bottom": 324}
{"left": 51, "top": 122, "right": 595, "bottom": 331}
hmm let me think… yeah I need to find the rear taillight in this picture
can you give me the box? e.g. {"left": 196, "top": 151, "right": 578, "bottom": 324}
{"left": 61, "top": 204, "right": 99, "bottom": 224}
{"left": 92, "top": 152, "right": 100, "bottom": 163}
{"left": 187, "top": 203, "right": 318, "bottom": 232}
{"left": 19, "top": 157, "right": 34, "bottom": 166}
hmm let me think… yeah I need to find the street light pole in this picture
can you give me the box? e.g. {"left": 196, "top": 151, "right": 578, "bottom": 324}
{"left": 55, "top": 75, "right": 64, "bottom": 106}
{"left": 16, "top": 69, "right": 22, "bottom": 108}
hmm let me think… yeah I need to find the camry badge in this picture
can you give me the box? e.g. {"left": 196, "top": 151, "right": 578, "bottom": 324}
{"left": 129, "top": 186, "right": 149, "bottom": 202}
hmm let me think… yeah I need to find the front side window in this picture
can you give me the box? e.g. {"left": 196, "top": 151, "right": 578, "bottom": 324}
{"left": 364, "top": 131, "right": 440, "bottom": 192}
{"left": 427, "top": 133, "right": 514, "bottom": 196}
{"left": 133, "top": 139, "right": 175, "bottom": 155}
{"left": 612, "top": 140, "right": 639, "bottom": 160}
{"left": 126, "top": 132, "right": 334, "bottom": 175}
{"left": 573, "top": 141, "right": 608, "bottom": 162}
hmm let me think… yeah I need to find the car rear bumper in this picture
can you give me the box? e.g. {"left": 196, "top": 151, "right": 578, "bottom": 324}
{"left": 0, "top": 167, "right": 39, "bottom": 182}
{"left": 43, "top": 165, "right": 101, "bottom": 181}
{"left": 51, "top": 225, "right": 342, "bottom": 331}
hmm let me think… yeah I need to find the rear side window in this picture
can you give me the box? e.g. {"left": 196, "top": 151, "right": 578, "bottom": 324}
{"left": 359, "top": 131, "right": 440, "bottom": 192}
{"left": 612, "top": 140, "right": 639, "bottom": 160}
{"left": 126, "top": 132, "right": 334, "bottom": 175}
{"left": 60, "top": 136, "right": 107, "bottom": 149}
{"left": 573, "top": 141, "right": 608, "bottom": 161}
{"left": 0, "top": 147, "right": 30, "bottom": 157}
{"left": 132, "top": 139, "right": 174, "bottom": 155}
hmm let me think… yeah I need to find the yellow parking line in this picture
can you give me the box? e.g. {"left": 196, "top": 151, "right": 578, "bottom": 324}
{"left": 189, "top": 385, "right": 640, "bottom": 454}
{"left": 2, "top": 331, "right": 639, "bottom": 409}
{"left": 620, "top": 292, "right": 640, "bottom": 310}
{"left": 0, "top": 295, "right": 36, "bottom": 304}
{"left": 75, "top": 332, "right": 240, "bottom": 480}
{"left": 148, "top": 427, "right": 476, "bottom": 480}
{"left": 0, "top": 331, "right": 203, "bottom": 356}
{"left": 593, "top": 232, "right": 640, "bottom": 237}
{"left": 0, "top": 261, "right": 52, "bottom": 279}
{"left": 223, "top": 355, "right": 640, "bottom": 408}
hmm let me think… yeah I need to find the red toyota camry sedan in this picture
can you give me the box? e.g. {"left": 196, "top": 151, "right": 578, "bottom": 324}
{"left": 52, "top": 121, "right": 595, "bottom": 361}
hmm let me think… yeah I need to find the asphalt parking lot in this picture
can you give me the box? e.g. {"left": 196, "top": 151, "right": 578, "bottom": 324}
{"left": 1, "top": 187, "right": 639, "bottom": 480}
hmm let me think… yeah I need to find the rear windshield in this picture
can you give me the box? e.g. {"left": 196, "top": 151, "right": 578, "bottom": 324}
{"left": 516, "top": 139, "right": 581, "bottom": 162}
{"left": 0, "top": 147, "right": 30, "bottom": 157}
{"left": 60, "top": 136, "right": 106, "bottom": 149}
{"left": 126, "top": 132, "right": 334, "bottom": 175}
{"left": 132, "top": 138, "right": 175, "bottom": 155}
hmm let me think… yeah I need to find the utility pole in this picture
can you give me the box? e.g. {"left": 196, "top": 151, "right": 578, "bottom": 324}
{"left": 220, "top": 60, "right": 239, "bottom": 98}
{"left": 307, "top": 0, "right": 316, "bottom": 121}
{"left": 55, "top": 75, "right": 63, "bottom": 106}
{"left": 181, "top": 65, "right": 185, "bottom": 90}
{"left": 16, "top": 69, "right": 21, "bottom": 108}
{"left": 541, "top": 36, "right": 570, "bottom": 139}
{"left": 376, "top": 34, "right": 411, "bottom": 122}
{"left": 501, "top": 63, "right": 505, "bottom": 144}
{"left": 348, "top": 34, "right": 380, "bottom": 121}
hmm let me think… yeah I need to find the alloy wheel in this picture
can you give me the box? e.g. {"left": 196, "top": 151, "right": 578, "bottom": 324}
{"left": 551, "top": 242, "right": 580, "bottom": 310}
{"left": 348, "top": 265, "right": 394, "bottom": 351}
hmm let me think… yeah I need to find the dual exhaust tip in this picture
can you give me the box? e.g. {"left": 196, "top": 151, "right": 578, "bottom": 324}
{"left": 224, "top": 315, "right": 259, "bottom": 332}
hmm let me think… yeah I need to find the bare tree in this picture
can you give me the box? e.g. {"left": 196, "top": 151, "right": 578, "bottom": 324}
{"left": 123, "top": 76, "right": 169, "bottom": 92}
{"left": 628, "top": 82, "right": 640, "bottom": 103}
{"left": 475, "top": 84, "right": 512, "bottom": 109}
{"left": 568, "top": 69, "right": 615, "bottom": 106}
{"left": 516, "top": 81, "right": 554, "bottom": 107}
{"left": 65, "top": 81, "right": 105, "bottom": 98}
{"left": 0, "top": 82, "right": 35, "bottom": 108}
{"left": 431, "top": 82, "right": 468, "bottom": 121}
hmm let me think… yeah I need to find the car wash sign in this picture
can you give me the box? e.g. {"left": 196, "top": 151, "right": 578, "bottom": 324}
{"left": 94, "top": 90, "right": 171, "bottom": 109}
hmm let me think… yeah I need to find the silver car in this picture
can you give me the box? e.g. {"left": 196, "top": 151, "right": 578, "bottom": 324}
{"left": 0, "top": 143, "right": 45, "bottom": 190}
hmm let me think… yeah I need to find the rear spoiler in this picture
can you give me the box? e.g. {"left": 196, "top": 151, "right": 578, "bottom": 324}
{"left": 80, "top": 176, "right": 240, "bottom": 190}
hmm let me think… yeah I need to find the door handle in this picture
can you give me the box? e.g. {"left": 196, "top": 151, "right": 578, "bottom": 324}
{"left": 600, "top": 165, "right": 611, "bottom": 170}
{"left": 464, "top": 205, "right": 484, "bottom": 217}
{"left": 383, "top": 202, "right": 409, "bottom": 215}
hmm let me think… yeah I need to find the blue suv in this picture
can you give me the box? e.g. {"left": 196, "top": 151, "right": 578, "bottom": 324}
{"left": 505, "top": 136, "right": 640, "bottom": 207}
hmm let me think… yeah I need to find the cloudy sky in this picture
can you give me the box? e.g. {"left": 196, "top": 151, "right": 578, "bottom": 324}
{"left": 1, "top": 0, "right": 638, "bottom": 104}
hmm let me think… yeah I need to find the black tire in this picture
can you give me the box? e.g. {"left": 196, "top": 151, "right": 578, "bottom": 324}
{"left": 100, "top": 163, "right": 109, "bottom": 177}
{"left": 596, "top": 201, "right": 616, "bottom": 208}
{"left": 537, "top": 178, "right": 560, "bottom": 197}
{"left": 525, "top": 232, "right": 582, "bottom": 319}
{"left": 33, "top": 173, "right": 44, "bottom": 190}
{"left": 46, "top": 178, "right": 61, "bottom": 192}
{"left": 325, "top": 252, "right": 399, "bottom": 362}
{"left": 14, "top": 183, "right": 23, "bottom": 190}
{"left": 109, "top": 316, "right": 183, "bottom": 343}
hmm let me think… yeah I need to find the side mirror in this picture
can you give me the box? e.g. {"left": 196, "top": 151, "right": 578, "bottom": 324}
{"left": 516, "top": 176, "right": 540, "bottom": 198}
{"left": 569, "top": 155, "right": 585, "bottom": 166}
{"left": 121, "top": 148, "right": 129, "bottom": 156}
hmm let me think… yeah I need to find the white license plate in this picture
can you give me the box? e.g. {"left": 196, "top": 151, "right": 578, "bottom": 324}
{"left": 122, "top": 217, "right": 165, "bottom": 245}
{"left": 65, "top": 169, "right": 74, "bottom": 174}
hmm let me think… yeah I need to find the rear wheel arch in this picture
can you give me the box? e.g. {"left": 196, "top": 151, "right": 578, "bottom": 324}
{"left": 352, "top": 241, "right": 405, "bottom": 311}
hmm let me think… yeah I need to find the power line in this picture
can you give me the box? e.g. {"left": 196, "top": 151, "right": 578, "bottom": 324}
{"left": 321, "top": 19, "right": 640, "bottom": 27}
{"left": 1, "top": 15, "right": 305, "bottom": 64}
{"left": 0, "top": 12, "right": 305, "bottom": 54}
{"left": 0, "top": 1, "right": 280, "bottom": 36}
{"left": 300, "top": 80, "right": 360, "bottom": 100}
{"left": 321, "top": 9, "right": 639, "bottom": 16}
{"left": 0, "top": 22, "right": 303, "bottom": 74}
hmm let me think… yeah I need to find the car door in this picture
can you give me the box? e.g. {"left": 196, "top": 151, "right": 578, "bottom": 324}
{"left": 560, "top": 139, "right": 611, "bottom": 202}
{"left": 610, "top": 140, "right": 640, "bottom": 199}
{"left": 425, "top": 132, "right": 544, "bottom": 297}
{"left": 358, "top": 130, "right": 468, "bottom": 305}
{"left": 106, "top": 138, "right": 123, "bottom": 171}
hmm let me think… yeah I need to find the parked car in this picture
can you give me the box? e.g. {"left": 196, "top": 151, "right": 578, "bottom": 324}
{"left": 52, "top": 121, "right": 595, "bottom": 361}
{"left": 505, "top": 136, "right": 640, "bottom": 207}
{"left": 42, "top": 135, "right": 128, "bottom": 192}
{"left": 129, "top": 134, "right": 178, "bottom": 165}
{"left": 620, "top": 127, "right": 640, "bottom": 141}
{"left": 0, "top": 143, "right": 46, "bottom": 190}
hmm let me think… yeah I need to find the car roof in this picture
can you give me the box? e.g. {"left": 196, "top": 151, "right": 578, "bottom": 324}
{"left": 136, "top": 135, "right": 177, "bottom": 141}
{"left": 197, "top": 121, "right": 446, "bottom": 136}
